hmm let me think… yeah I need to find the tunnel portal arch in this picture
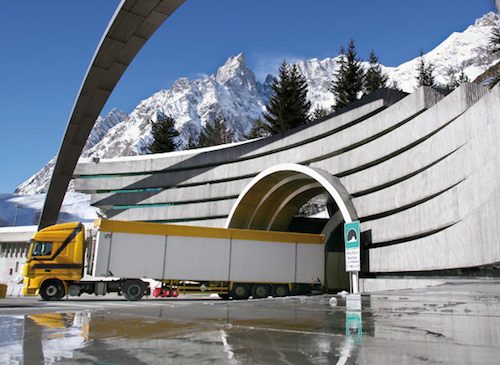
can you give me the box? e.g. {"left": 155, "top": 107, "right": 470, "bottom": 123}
{"left": 226, "top": 164, "right": 359, "bottom": 290}
{"left": 226, "top": 163, "right": 357, "bottom": 230}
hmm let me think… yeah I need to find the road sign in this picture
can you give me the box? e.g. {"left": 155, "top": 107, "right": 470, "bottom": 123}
{"left": 344, "top": 221, "right": 360, "bottom": 272}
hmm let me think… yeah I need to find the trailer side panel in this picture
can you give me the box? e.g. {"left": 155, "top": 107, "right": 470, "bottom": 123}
{"left": 163, "top": 236, "right": 230, "bottom": 281}
{"left": 108, "top": 233, "right": 165, "bottom": 279}
{"left": 230, "top": 239, "right": 296, "bottom": 283}
{"left": 296, "top": 244, "right": 324, "bottom": 283}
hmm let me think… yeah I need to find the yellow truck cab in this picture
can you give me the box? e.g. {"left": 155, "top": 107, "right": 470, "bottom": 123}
{"left": 22, "top": 222, "right": 85, "bottom": 300}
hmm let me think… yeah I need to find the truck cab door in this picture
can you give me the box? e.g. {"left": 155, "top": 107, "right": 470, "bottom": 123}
{"left": 31, "top": 240, "right": 60, "bottom": 275}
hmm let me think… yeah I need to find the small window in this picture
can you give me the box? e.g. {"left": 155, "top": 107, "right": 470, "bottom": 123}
{"left": 32, "top": 241, "right": 53, "bottom": 257}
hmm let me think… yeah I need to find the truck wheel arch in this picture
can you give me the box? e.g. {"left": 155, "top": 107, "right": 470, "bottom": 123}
{"left": 40, "top": 279, "right": 66, "bottom": 301}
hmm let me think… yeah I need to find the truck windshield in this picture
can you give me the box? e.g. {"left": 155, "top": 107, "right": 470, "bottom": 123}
{"left": 32, "top": 241, "right": 53, "bottom": 257}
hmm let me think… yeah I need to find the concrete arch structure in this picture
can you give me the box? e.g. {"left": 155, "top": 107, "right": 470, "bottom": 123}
{"left": 71, "top": 83, "right": 500, "bottom": 281}
{"left": 226, "top": 163, "right": 357, "bottom": 230}
{"left": 39, "top": 0, "right": 185, "bottom": 229}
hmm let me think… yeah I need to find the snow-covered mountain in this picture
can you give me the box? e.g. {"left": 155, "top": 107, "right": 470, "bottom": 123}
{"left": 0, "top": 192, "right": 99, "bottom": 227}
{"left": 16, "top": 12, "right": 499, "bottom": 196}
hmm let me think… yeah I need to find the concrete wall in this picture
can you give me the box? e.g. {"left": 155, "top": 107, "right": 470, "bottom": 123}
{"left": 73, "top": 84, "right": 500, "bottom": 273}
{"left": 0, "top": 226, "right": 36, "bottom": 295}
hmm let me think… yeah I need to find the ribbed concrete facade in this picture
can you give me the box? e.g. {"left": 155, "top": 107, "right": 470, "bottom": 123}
{"left": 74, "top": 83, "right": 500, "bottom": 275}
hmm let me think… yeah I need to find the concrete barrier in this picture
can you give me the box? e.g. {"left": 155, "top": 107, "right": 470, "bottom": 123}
{"left": 0, "top": 283, "right": 7, "bottom": 299}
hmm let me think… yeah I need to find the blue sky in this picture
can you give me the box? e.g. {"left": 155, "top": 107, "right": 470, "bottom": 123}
{"left": 0, "top": 0, "right": 494, "bottom": 193}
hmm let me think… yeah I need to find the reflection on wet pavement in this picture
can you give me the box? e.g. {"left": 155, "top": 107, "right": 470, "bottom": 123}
{"left": 1, "top": 281, "right": 500, "bottom": 364}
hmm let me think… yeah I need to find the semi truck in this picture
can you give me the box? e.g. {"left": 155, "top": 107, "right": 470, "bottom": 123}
{"left": 22, "top": 219, "right": 324, "bottom": 301}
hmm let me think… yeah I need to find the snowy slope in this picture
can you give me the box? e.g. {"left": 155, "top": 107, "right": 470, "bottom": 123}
{"left": 16, "top": 12, "right": 499, "bottom": 196}
{"left": 0, "top": 192, "right": 99, "bottom": 227}
{"left": 385, "top": 12, "right": 499, "bottom": 91}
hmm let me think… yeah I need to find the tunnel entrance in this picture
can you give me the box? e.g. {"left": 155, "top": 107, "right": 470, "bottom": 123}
{"left": 226, "top": 164, "right": 358, "bottom": 292}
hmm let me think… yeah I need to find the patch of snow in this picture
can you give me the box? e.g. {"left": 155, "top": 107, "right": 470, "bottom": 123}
{"left": 0, "top": 192, "right": 100, "bottom": 227}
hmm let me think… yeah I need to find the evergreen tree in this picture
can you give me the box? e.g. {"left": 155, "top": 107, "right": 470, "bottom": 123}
{"left": 390, "top": 80, "right": 402, "bottom": 91}
{"left": 415, "top": 50, "right": 436, "bottom": 88}
{"left": 312, "top": 105, "right": 330, "bottom": 120}
{"left": 184, "top": 134, "right": 200, "bottom": 150}
{"left": 490, "top": 26, "right": 500, "bottom": 55}
{"left": 245, "top": 118, "right": 269, "bottom": 139}
{"left": 330, "top": 39, "right": 365, "bottom": 110}
{"left": 364, "top": 50, "right": 388, "bottom": 94}
{"left": 148, "top": 112, "right": 180, "bottom": 153}
{"left": 445, "top": 66, "right": 470, "bottom": 92}
{"left": 263, "top": 61, "right": 311, "bottom": 135}
{"left": 489, "top": 26, "right": 500, "bottom": 87}
{"left": 198, "top": 118, "right": 234, "bottom": 147}
{"left": 457, "top": 70, "right": 470, "bottom": 84}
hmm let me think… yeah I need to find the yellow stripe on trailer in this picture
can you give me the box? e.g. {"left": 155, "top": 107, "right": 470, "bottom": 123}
{"left": 94, "top": 219, "right": 324, "bottom": 244}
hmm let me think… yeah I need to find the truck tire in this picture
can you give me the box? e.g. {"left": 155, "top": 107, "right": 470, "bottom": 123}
{"left": 122, "top": 280, "right": 146, "bottom": 301}
{"left": 272, "top": 284, "right": 289, "bottom": 297}
{"left": 122, "top": 280, "right": 147, "bottom": 300}
{"left": 231, "top": 284, "right": 250, "bottom": 300}
{"left": 40, "top": 280, "right": 65, "bottom": 301}
{"left": 251, "top": 284, "right": 270, "bottom": 299}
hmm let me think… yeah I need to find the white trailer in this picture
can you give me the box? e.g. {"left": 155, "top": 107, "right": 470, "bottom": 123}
{"left": 23, "top": 219, "right": 324, "bottom": 301}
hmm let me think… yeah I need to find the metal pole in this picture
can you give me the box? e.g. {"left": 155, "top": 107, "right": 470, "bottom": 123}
{"left": 351, "top": 272, "right": 359, "bottom": 294}
{"left": 13, "top": 204, "right": 21, "bottom": 226}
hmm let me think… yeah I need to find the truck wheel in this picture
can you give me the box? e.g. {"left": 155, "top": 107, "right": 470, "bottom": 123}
{"left": 231, "top": 284, "right": 250, "bottom": 300}
{"left": 40, "top": 280, "right": 65, "bottom": 301}
{"left": 122, "top": 280, "right": 146, "bottom": 301}
{"left": 272, "top": 284, "right": 289, "bottom": 297}
{"left": 251, "top": 284, "right": 270, "bottom": 299}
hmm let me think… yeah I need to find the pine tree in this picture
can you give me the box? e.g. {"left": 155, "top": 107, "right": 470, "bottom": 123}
{"left": 364, "top": 50, "right": 388, "bottom": 94}
{"left": 330, "top": 39, "right": 365, "bottom": 110}
{"left": 312, "top": 105, "right": 330, "bottom": 120}
{"left": 445, "top": 66, "right": 470, "bottom": 92}
{"left": 245, "top": 118, "right": 269, "bottom": 139}
{"left": 457, "top": 70, "right": 470, "bottom": 84}
{"left": 489, "top": 26, "right": 500, "bottom": 87}
{"left": 416, "top": 50, "right": 436, "bottom": 88}
{"left": 198, "top": 118, "right": 234, "bottom": 147}
{"left": 263, "top": 61, "right": 311, "bottom": 135}
{"left": 390, "top": 80, "right": 402, "bottom": 91}
{"left": 184, "top": 134, "right": 200, "bottom": 150}
{"left": 148, "top": 112, "right": 180, "bottom": 153}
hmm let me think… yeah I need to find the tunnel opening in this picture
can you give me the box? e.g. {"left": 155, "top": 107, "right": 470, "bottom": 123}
{"left": 226, "top": 164, "right": 358, "bottom": 292}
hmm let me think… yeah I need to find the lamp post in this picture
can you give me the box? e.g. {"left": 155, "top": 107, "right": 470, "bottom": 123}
{"left": 13, "top": 204, "right": 21, "bottom": 226}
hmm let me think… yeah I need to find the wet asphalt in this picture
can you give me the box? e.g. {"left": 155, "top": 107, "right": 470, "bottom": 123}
{"left": 1, "top": 280, "right": 500, "bottom": 364}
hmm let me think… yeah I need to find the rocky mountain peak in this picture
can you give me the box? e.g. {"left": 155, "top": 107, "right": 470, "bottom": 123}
{"left": 216, "top": 52, "right": 252, "bottom": 84}
{"left": 15, "top": 12, "right": 499, "bottom": 196}
{"left": 474, "top": 11, "right": 498, "bottom": 27}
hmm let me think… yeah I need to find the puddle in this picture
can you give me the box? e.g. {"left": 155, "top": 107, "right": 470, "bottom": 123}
{"left": 1, "top": 287, "right": 500, "bottom": 364}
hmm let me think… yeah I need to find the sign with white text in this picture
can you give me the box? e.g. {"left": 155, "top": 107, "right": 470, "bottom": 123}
{"left": 344, "top": 221, "right": 360, "bottom": 272}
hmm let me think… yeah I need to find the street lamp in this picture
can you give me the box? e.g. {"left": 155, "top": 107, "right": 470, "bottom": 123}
{"left": 13, "top": 204, "right": 21, "bottom": 226}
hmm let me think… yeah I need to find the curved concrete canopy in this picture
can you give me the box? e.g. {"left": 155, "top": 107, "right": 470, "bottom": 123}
{"left": 226, "top": 163, "right": 358, "bottom": 231}
{"left": 39, "top": 0, "right": 185, "bottom": 229}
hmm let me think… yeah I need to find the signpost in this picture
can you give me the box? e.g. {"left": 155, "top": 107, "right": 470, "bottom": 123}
{"left": 344, "top": 221, "right": 361, "bottom": 293}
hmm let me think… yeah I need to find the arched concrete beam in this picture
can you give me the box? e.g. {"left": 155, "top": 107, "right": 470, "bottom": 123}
{"left": 39, "top": 0, "right": 185, "bottom": 228}
{"left": 267, "top": 184, "right": 324, "bottom": 231}
{"left": 226, "top": 163, "right": 358, "bottom": 230}
{"left": 248, "top": 177, "right": 316, "bottom": 229}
